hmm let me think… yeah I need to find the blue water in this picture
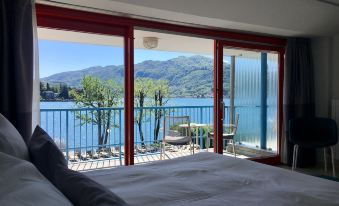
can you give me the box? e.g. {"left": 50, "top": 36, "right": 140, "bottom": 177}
{"left": 40, "top": 98, "right": 277, "bottom": 152}
{"left": 40, "top": 98, "right": 214, "bottom": 109}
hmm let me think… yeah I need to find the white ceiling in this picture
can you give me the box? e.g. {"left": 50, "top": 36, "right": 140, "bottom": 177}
{"left": 38, "top": 28, "right": 279, "bottom": 57}
{"left": 38, "top": 28, "right": 214, "bottom": 55}
{"left": 38, "top": 0, "right": 339, "bottom": 37}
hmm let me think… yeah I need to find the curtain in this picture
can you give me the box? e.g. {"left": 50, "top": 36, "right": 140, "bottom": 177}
{"left": 281, "top": 38, "right": 315, "bottom": 166}
{"left": 0, "top": 0, "right": 34, "bottom": 143}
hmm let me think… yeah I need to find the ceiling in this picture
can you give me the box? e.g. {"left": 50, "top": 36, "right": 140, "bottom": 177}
{"left": 38, "top": 0, "right": 339, "bottom": 37}
{"left": 38, "top": 28, "right": 214, "bottom": 55}
{"left": 38, "top": 28, "right": 280, "bottom": 58}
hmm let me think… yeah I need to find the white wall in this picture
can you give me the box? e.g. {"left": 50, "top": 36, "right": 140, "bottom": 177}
{"left": 312, "top": 37, "right": 332, "bottom": 117}
{"left": 312, "top": 35, "right": 339, "bottom": 161}
{"left": 331, "top": 36, "right": 339, "bottom": 100}
{"left": 312, "top": 35, "right": 339, "bottom": 117}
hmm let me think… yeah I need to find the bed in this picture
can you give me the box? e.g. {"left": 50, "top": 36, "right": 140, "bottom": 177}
{"left": 86, "top": 152, "right": 339, "bottom": 206}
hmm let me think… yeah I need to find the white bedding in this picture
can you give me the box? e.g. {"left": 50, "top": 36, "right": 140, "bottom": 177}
{"left": 86, "top": 152, "right": 339, "bottom": 206}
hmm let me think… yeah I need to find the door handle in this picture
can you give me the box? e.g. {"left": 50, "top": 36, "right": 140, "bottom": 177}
{"left": 220, "top": 101, "right": 225, "bottom": 121}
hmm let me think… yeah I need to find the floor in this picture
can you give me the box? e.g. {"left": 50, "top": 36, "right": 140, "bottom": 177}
{"left": 279, "top": 161, "right": 339, "bottom": 178}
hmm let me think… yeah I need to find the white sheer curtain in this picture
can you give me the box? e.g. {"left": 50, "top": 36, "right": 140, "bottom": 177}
{"left": 32, "top": 1, "right": 40, "bottom": 130}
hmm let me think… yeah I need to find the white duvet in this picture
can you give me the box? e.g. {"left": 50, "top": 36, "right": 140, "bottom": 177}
{"left": 86, "top": 152, "right": 339, "bottom": 206}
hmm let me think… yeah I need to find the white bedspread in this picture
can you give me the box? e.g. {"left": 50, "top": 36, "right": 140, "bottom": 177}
{"left": 85, "top": 152, "right": 339, "bottom": 206}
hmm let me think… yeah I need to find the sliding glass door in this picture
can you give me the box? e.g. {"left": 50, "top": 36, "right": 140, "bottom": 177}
{"left": 38, "top": 28, "right": 126, "bottom": 170}
{"left": 215, "top": 41, "right": 283, "bottom": 160}
{"left": 133, "top": 29, "right": 214, "bottom": 164}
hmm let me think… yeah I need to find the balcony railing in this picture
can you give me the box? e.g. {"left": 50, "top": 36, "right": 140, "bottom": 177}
{"left": 40, "top": 105, "right": 277, "bottom": 166}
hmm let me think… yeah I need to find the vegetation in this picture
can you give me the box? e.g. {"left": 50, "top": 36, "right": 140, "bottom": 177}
{"left": 40, "top": 82, "right": 70, "bottom": 100}
{"left": 134, "top": 78, "right": 154, "bottom": 146}
{"left": 70, "top": 76, "right": 122, "bottom": 148}
{"left": 40, "top": 55, "right": 230, "bottom": 147}
{"left": 153, "top": 79, "right": 169, "bottom": 142}
{"left": 134, "top": 78, "right": 169, "bottom": 146}
{"left": 41, "top": 55, "right": 230, "bottom": 98}
{"left": 68, "top": 76, "right": 169, "bottom": 147}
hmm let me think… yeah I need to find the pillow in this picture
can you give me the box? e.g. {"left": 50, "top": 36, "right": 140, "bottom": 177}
{"left": 29, "top": 126, "right": 67, "bottom": 181}
{"left": 0, "top": 113, "right": 29, "bottom": 160}
{"left": 54, "top": 166, "right": 129, "bottom": 206}
{"left": 0, "top": 151, "right": 73, "bottom": 206}
{"left": 29, "top": 126, "right": 128, "bottom": 206}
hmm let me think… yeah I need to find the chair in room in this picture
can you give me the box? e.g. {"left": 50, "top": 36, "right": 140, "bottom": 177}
{"left": 160, "top": 116, "right": 193, "bottom": 160}
{"left": 289, "top": 117, "right": 338, "bottom": 177}
{"left": 207, "top": 114, "right": 240, "bottom": 157}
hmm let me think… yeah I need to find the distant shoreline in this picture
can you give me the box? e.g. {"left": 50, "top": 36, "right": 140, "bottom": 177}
{"left": 40, "top": 96, "right": 213, "bottom": 102}
{"left": 40, "top": 99, "right": 74, "bottom": 102}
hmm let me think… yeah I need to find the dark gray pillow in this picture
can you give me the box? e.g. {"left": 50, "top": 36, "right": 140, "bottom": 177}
{"left": 54, "top": 166, "right": 128, "bottom": 206}
{"left": 29, "top": 126, "right": 67, "bottom": 181}
{"left": 0, "top": 113, "right": 30, "bottom": 160}
{"left": 29, "top": 126, "right": 128, "bottom": 206}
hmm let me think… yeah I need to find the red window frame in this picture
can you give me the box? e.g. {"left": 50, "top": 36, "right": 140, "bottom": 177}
{"left": 215, "top": 40, "right": 285, "bottom": 164}
{"left": 36, "top": 4, "right": 286, "bottom": 165}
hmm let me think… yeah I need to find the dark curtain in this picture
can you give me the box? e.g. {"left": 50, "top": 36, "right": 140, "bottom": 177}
{"left": 0, "top": 0, "right": 34, "bottom": 143}
{"left": 283, "top": 38, "right": 316, "bottom": 167}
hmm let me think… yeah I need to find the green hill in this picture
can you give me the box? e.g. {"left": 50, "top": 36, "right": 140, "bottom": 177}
{"left": 41, "top": 55, "right": 230, "bottom": 98}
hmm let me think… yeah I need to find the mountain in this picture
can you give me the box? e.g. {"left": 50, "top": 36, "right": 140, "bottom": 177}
{"left": 41, "top": 55, "right": 230, "bottom": 98}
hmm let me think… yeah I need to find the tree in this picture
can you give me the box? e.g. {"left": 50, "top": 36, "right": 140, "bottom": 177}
{"left": 70, "top": 76, "right": 122, "bottom": 148}
{"left": 52, "top": 84, "right": 60, "bottom": 93}
{"left": 152, "top": 80, "right": 169, "bottom": 142}
{"left": 134, "top": 78, "right": 154, "bottom": 147}
{"left": 59, "top": 83, "right": 69, "bottom": 99}
{"left": 134, "top": 78, "right": 170, "bottom": 145}
{"left": 40, "top": 82, "right": 46, "bottom": 92}
{"left": 46, "top": 83, "right": 51, "bottom": 91}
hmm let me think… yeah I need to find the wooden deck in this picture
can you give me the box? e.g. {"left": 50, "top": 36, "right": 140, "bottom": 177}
{"left": 69, "top": 144, "right": 275, "bottom": 171}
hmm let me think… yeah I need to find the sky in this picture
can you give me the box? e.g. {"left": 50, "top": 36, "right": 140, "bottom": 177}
{"left": 39, "top": 40, "right": 202, "bottom": 78}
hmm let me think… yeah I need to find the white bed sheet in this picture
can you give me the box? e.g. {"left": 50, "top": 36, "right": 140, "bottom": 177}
{"left": 86, "top": 152, "right": 339, "bottom": 206}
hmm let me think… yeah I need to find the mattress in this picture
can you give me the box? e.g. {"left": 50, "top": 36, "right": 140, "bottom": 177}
{"left": 85, "top": 152, "right": 339, "bottom": 206}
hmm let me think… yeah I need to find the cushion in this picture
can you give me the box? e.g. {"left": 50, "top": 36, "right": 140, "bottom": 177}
{"left": 54, "top": 166, "right": 128, "bottom": 206}
{"left": 165, "top": 135, "right": 192, "bottom": 145}
{"left": 0, "top": 113, "right": 29, "bottom": 160}
{"left": 0, "top": 151, "right": 73, "bottom": 206}
{"left": 29, "top": 126, "right": 128, "bottom": 206}
{"left": 29, "top": 126, "right": 67, "bottom": 181}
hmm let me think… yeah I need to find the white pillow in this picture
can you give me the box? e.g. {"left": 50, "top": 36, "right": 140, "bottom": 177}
{"left": 0, "top": 152, "right": 73, "bottom": 206}
{"left": 0, "top": 113, "right": 29, "bottom": 160}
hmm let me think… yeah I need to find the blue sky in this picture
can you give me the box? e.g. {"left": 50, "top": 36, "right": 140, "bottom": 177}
{"left": 39, "top": 40, "right": 200, "bottom": 78}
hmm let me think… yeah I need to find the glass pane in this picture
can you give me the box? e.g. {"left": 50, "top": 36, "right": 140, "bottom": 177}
{"left": 133, "top": 29, "right": 214, "bottom": 164}
{"left": 267, "top": 53, "right": 278, "bottom": 151}
{"left": 223, "top": 48, "right": 278, "bottom": 158}
{"left": 38, "top": 28, "right": 125, "bottom": 170}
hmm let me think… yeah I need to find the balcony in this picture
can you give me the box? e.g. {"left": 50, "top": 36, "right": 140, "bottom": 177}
{"left": 40, "top": 105, "right": 277, "bottom": 171}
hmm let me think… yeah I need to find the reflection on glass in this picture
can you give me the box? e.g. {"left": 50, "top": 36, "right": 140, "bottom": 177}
{"left": 223, "top": 48, "right": 278, "bottom": 152}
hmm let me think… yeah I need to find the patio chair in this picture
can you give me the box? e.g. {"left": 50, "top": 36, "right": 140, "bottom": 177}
{"left": 86, "top": 150, "right": 99, "bottom": 159}
{"left": 75, "top": 150, "right": 90, "bottom": 161}
{"left": 160, "top": 116, "right": 194, "bottom": 160}
{"left": 207, "top": 114, "right": 240, "bottom": 157}
{"left": 98, "top": 147, "right": 111, "bottom": 158}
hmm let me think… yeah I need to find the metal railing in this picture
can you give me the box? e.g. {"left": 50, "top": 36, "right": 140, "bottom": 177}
{"left": 40, "top": 105, "right": 277, "bottom": 165}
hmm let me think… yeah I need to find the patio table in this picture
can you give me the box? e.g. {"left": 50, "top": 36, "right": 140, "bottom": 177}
{"left": 178, "top": 123, "right": 208, "bottom": 148}
{"left": 206, "top": 123, "right": 236, "bottom": 151}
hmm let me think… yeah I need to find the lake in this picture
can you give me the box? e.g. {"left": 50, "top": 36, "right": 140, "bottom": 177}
{"left": 40, "top": 98, "right": 277, "bottom": 152}
{"left": 40, "top": 98, "right": 215, "bottom": 109}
